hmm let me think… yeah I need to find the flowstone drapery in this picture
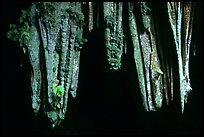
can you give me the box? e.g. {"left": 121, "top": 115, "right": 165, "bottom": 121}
{"left": 6, "top": 2, "right": 195, "bottom": 128}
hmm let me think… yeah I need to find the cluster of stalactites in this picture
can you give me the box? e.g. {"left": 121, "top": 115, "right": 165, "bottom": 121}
{"left": 7, "top": 2, "right": 87, "bottom": 127}
{"left": 127, "top": 2, "right": 193, "bottom": 112}
{"left": 128, "top": 2, "right": 164, "bottom": 111}
{"left": 102, "top": 2, "right": 193, "bottom": 112}
{"left": 7, "top": 2, "right": 195, "bottom": 128}
{"left": 27, "top": 2, "right": 194, "bottom": 118}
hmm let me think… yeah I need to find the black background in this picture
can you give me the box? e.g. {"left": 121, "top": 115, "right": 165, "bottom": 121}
{"left": 1, "top": 2, "right": 203, "bottom": 135}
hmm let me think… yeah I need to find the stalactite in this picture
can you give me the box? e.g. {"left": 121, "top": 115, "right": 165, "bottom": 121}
{"left": 27, "top": 4, "right": 42, "bottom": 113}
{"left": 88, "top": 2, "right": 93, "bottom": 32}
{"left": 103, "top": 2, "right": 124, "bottom": 71}
{"left": 181, "top": 2, "right": 193, "bottom": 103}
{"left": 128, "top": 2, "right": 149, "bottom": 111}
{"left": 70, "top": 26, "right": 83, "bottom": 98}
{"left": 59, "top": 16, "right": 69, "bottom": 114}
{"left": 139, "top": 2, "right": 156, "bottom": 110}
{"left": 149, "top": 9, "right": 163, "bottom": 109}
{"left": 167, "top": 2, "right": 193, "bottom": 113}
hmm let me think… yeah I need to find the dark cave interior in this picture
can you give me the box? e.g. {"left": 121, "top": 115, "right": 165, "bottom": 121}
{"left": 1, "top": 2, "right": 203, "bottom": 135}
